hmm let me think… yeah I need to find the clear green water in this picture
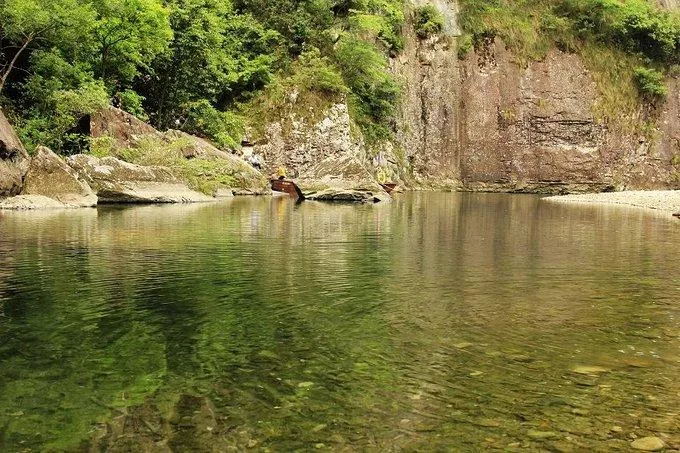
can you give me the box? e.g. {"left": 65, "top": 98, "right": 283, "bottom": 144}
{"left": 0, "top": 193, "right": 678, "bottom": 452}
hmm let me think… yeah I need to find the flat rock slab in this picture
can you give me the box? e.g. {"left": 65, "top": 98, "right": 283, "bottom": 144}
{"left": 0, "top": 195, "right": 90, "bottom": 210}
{"left": 546, "top": 190, "right": 680, "bottom": 215}
{"left": 97, "top": 182, "right": 215, "bottom": 204}
{"left": 68, "top": 154, "right": 213, "bottom": 204}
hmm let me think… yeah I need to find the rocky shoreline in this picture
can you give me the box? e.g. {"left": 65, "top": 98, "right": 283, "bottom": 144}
{"left": 544, "top": 190, "right": 680, "bottom": 217}
{"left": 1, "top": 107, "right": 391, "bottom": 210}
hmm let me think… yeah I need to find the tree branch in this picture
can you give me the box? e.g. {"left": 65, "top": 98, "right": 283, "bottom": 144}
{"left": 0, "top": 34, "right": 33, "bottom": 94}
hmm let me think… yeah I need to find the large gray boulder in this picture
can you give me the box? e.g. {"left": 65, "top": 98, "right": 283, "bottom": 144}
{"left": 90, "top": 106, "right": 162, "bottom": 149}
{"left": 20, "top": 146, "right": 97, "bottom": 207}
{"left": 0, "top": 108, "right": 30, "bottom": 197}
{"left": 67, "top": 154, "right": 213, "bottom": 203}
{"left": 297, "top": 155, "right": 389, "bottom": 203}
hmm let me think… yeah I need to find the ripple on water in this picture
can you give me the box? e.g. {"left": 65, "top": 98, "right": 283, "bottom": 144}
{"left": 0, "top": 194, "right": 678, "bottom": 451}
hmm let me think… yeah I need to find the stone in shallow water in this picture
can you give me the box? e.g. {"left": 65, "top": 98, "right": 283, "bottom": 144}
{"left": 527, "top": 429, "right": 558, "bottom": 440}
{"left": 570, "top": 365, "right": 610, "bottom": 375}
{"left": 476, "top": 418, "right": 501, "bottom": 428}
{"left": 454, "top": 341, "right": 474, "bottom": 349}
{"left": 630, "top": 436, "right": 665, "bottom": 451}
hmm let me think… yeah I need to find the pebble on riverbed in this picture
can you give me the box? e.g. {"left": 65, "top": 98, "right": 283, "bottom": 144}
{"left": 527, "top": 429, "right": 559, "bottom": 440}
{"left": 630, "top": 436, "right": 665, "bottom": 451}
{"left": 570, "top": 365, "right": 610, "bottom": 375}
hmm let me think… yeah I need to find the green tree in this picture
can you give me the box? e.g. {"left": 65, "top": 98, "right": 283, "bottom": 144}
{"left": 92, "top": 0, "right": 173, "bottom": 86}
{"left": 0, "top": 0, "right": 95, "bottom": 94}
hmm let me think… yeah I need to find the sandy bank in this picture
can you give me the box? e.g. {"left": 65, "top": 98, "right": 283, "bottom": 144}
{"left": 544, "top": 190, "right": 680, "bottom": 217}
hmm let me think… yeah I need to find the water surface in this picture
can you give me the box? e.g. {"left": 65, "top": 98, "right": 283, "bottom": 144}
{"left": 0, "top": 193, "right": 678, "bottom": 451}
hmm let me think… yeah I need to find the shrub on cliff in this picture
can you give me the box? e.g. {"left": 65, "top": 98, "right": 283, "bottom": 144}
{"left": 634, "top": 67, "right": 668, "bottom": 100}
{"left": 335, "top": 37, "right": 400, "bottom": 142}
{"left": 558, "top": 0, "right": 680, "bottom": 63}
{"left": 414, "top": 5, "right": 445, "bottom": 39}
{"left": 182, "top": 100, "right": 245, "bottom": 151}
{"left": 291, "top": 48, "right": 348, "bottom": 95}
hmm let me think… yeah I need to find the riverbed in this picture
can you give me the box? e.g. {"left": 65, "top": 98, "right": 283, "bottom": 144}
{"left": 0, "top": 193, "right": 678, "bottom": 451}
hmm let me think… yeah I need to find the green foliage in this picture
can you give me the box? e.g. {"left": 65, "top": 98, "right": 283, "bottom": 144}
{"left": 18, "top": 81, "right": 109, "bottom": 153}
{"left": 457, "top": 34, "right": 474, "bottom": 59}
{"left": 633, "top": 67, "right": 668, "bottom": 100}
{"left": 136, "top": 0, "right": 279, "bottom": 131}
{"left": 0, "top": 0, "right": 96, "bottom": 93}
{"left": 291, "top": 47, "right": 349, "bottom": 95}
{"left": 459, "top": 0, "right": 680, "bottom": 65}
{"left": 89, "top": 135, "right": 117, "bottom": 157}
{"left": 414, "top": 5, "right": 445, "bottom": 39}
{"left": 1, "top": 0, "right": 405, "bottom": 154}
{"left": 183, "top": 100, "right": 245, "bottom": 150}
{"left": 92, "top": 0, "right": 173, "bottom": 85}
{"left": 580, "top": 43, "right": 644, "bottom": 133}
{"left": 336, "top": 36, "right": 400, "bottom": 142}
{"left": 558, "top": 0, "right": 680, "bottom": 62}
{"left": 117, "top": 89, "right": 149, "bottom": 121}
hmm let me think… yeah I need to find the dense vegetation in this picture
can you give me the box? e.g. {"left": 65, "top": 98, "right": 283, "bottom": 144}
{"left": 2, "top": 0, "right": 679, "bottom": 156}
{"left": 0, "top": 0, "right": 405, "bottom": 154}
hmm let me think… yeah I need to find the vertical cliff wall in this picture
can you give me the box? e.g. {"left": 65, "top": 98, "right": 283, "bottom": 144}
{"left": 248, "top": 0, "right": 679, "bottom": 194}
{"left": 458, "top": 39, "right": 678, "bottom": 192}
{"left": 392, "top": 1, "right": 461, "bottom": 186}
{"left": 393, "top": 0, "right": 680, "bottom": 193}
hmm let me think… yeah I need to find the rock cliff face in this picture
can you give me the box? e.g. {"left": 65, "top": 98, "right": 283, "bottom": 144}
{"left": 457, "top": 40, "right": 678, "bottom": 193}
{"left": 389, "top": 2, "right": 680, "bottom": 193}
{"left": 252, "top": 102, "right": 393, "bottom": 200}
{"left": 392, "top": 0, "right": 461, "bottom": 186}
{"left": 0, "top": 108, "right": 29, "bottom": 197}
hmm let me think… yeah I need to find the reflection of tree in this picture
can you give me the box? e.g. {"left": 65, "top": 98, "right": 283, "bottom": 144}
{"left": 0, "top": 246, "right": 166, "bottom": 451}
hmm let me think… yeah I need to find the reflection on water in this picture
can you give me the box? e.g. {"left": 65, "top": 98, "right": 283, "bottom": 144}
{"left": 0, "top": 194, "right": 678, "bottom": 451}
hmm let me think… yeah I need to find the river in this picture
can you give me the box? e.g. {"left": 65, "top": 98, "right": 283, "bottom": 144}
{"left": 0, "top": 193, "right": 678, "bottom": 451}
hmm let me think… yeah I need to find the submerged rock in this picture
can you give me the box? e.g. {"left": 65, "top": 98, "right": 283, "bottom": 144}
{"left": 0, "top": 194, "right": 69, "bottom": 210}
{"left": 630, "top": 436, "right": 665, "bottom": 451}
{"left": 570, "top": 365, "right": 610, "bottom": 375}
{"left": 0, "top": 108, "right": 30, "bottom": 197}
{"left": 20, "top": 146, "right": 97, "bottom": 208}
{"left": 67, "top": 154, "right": 213, "bottom": 203}
{"left": 303, "top": 188, "right": 384, "bottom": 203}
{"left": 527, "top": 429, "right": 559, "bottom": 440}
